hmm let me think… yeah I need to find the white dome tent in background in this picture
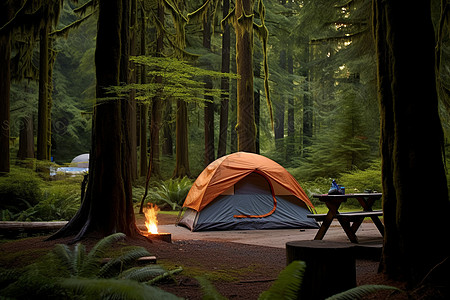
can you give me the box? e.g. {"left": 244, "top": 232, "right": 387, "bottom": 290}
{"left": 53, "top": 153, "right": 89, "bottom": 176}
{"left": 71, "top": 153, "right": 90, "bottom": 168}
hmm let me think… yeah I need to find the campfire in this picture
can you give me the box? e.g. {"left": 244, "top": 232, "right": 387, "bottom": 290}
{"left": 142, "top": 203, "right": 171, "bottom": 243}
{"left": 144, "top": 203, "right": 159, "bottom": 234}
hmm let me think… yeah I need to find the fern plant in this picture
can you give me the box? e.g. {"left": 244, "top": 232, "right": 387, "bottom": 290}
{"left": 0, "top": 233, "right": 181, "bottom": 299}
{"left": 146, "top": 177, "right": 193, "bottom": 210}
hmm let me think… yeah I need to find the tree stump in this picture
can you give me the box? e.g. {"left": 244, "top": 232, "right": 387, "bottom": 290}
{"left": 286, "top": 240, "right": 356, "bottom": 300}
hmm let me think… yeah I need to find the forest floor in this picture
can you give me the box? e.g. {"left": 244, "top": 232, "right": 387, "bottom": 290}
{"left": 0, "top": 214, "right": 445, "bottom": 299}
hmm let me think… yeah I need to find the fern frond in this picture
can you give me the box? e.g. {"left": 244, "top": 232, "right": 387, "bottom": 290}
{"left": 258, "top": 261, "right": 306, "bottom": 300}
{"left": 196, "top": 276, "right": 228, "bottom": 300}
{"left": 121, "top": 266, "right": 167, "bottom": 282}
{"left": 146, "top": 267, "right": 183, "bottom": 285}
{"left": 52, "top": 244, "right": 76, "bottom": 274}
{"left": 73, "top": 243, "right": 86, "bottom": 276}
{"left": 325, "top": 284, "right": 402, "bottom": 300}
{"left": 97, "top": 247, "right": 151, "bottom": 278}
{"left": 80, "top": 233, "right": 126, "bottom": 277}
{"left": 62, "top": 277, "right": 181, "bottom": 300}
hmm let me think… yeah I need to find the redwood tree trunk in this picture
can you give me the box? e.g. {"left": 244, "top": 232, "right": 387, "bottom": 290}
{"left": 217, "top": 0, "right": 231, "bottom": 158}
{"left": 235, "top": 0, "right": 256, "bottom": 153}
{"left": 49, "top": 0, "right": 139, "bottom": 241}
{"left": 374, "top": 0, "right": 450, "bottom": 286}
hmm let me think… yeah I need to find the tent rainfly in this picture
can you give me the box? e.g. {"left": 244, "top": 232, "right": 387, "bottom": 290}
{"left": 177, "top": 152, "right": 319, "bottom": 231}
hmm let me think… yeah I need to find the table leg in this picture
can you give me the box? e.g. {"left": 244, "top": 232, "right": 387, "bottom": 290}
{"left": 314, "top": 201, "right": 340, "bottom": 240}
{"left": 337, "top": 218, "right": 359, "bottom": 243}
{"left": 314, "top": 211, "right": 334, "bottom": 240}
{"left": 371, "top": 216, "right": 385, "bottom": 236}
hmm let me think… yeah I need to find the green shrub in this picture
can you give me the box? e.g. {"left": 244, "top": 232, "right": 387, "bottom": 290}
{"left": 338, "top": 161, "right": 381, "bottom": 193}
{"left": 0, "top": 167, "right": 42, "bottom": 214}
{"left": 145, "top": 177, "right": 193, "bottom": 210}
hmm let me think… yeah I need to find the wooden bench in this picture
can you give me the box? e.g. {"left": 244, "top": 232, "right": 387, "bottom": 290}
{"left": 308, "top": 210, "right": 384, "bottom": 243}
{"left": 307, "top": 210, "right": 383, "bottom": 222}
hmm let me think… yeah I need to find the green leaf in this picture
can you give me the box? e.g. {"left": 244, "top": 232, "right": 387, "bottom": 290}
{"left": 258, "top": 261, "right": 306, "bottom": 300}
{"left": 325, "top": 285, "right": 402, "bottom": 300}
{"left": 196, "top": 276, "right": 228, "bottom": 300}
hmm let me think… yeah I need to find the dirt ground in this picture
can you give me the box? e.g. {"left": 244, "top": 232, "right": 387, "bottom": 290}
{"left": 0, "top": 214, "right": 443, "bottom": 299}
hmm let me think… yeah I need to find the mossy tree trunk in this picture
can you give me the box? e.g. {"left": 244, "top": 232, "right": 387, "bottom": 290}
{"left": 373, "top": 0, "right": 450, "bottom": 286}
{"left": 203, "top": 7, "right": 215, "bottom": 166}
{"left": 49, "top": 0, "right": 140, "bottom": 241}
{"left": 235, "top": 0, "right": 256, "bottom": 153}
{"left": 217, "top": 0, "right": 231, "bottom": 158}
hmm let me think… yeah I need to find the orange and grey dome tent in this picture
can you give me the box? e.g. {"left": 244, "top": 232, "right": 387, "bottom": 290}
{"left": 177, "top": 152, "right": 319, "bottom": 231}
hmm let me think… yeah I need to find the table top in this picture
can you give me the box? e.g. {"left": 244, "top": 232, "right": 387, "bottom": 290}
{"left": 313, "top": 193, "right": 382, "bottom": 199}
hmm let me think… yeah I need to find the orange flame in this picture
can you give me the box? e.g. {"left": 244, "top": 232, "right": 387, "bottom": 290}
{"left": 144, "top": 203, "right": 159, "bottom": 234}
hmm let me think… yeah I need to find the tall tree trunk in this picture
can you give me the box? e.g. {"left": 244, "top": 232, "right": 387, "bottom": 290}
{"left": 17, "top": 115, "right": 34, "bottom": 161}
{"left": 203, "top": 8, "right": 215, "bottom": 166}
{"left": 128, "top": 0, "right": 138, "bottom": 181}
{"left": 0, "top": 22, "right": 11, "bottom": 174}
{"left": 230, "top": 50, "right": 238, "bottom": 153}
{"left": 149, "top": 1, "right": 164, "bottom": 178}
{"left": 254, "top": 59, "right": 260, "bottom": 154}
{"left": 302, "top": 45, "right": 312, "bottom": 157}
{"left": 235, "top": 0, "right": 256, "bottom": 153}
{"left": 139, "top": 4, "right": 148, "bottom": 177}
{"left": 37, "top": 23, "right": 50, "bottom": 161}
{"left": 139, "top": 104, "right": 148, "bottom": 177}
{"left": 173, "top": 100, "right": 190, "bottom": 178}
{"left": 275, "top": 49, "right": 286, "bottom": 152}
{"left": 374, "top": 0, "right": 450, "bottom": 286}
{"left": 217, "top": 0, "right": 231, "bottom": 158}
{"left": 49, "top": 0, "right": 139, "bottom": 241}
{"left": 286, "top": 52, "right": 294, "bottom": 160}
{"left": 162, "top": 101, "right": 173, "bottom": 156}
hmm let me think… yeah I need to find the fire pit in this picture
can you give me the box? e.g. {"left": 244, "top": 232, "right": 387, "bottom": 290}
{"left": 141, "top": 231, "right": 172, "bottom": 243}
{"left": 142, "top": 204, "right": 172, "bottom": 243}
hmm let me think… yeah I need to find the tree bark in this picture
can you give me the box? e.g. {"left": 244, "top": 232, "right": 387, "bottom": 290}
{"left": 217, "top": 0, "right": 231, "bottom": 158}
{"left": 374, "top": 0, "right": 450, "bottom": 286}
{"left": 235, "top": 0, "right": 256, "bottom": 153}
{"left": 0, "top": 27, "right": 11, "bottom": 174}
{"left": 275, "top": 49, "right": 286, "bottom": 151}
{"left": 162, "top": 101, "right": 173, "bottom": 156}
{"left": 17, "top": 115, "right": 34, "bottom": 160}
{"left": 139, "top": 3, "right": 148, "bottom": 177}
{"left": 286, "top": 52, "right": 294, "bottom": 161}
{"left": 149, "top": 1, "right": 164, "bottom": 179}
{"left": 128, "top": 0, "right": 138, "bottom": 181}
{"left": 173, "top": 99, "right": 190, "bottom": 178}
{"left": 49, "top": 0, "right": 139, "bottom": 241}
{"left": 203, "top": 8, "right": 215, "bottom": 166}
{"left": 302, "top": 45, "right": 313, "bottom": 157}
{"left": 37, "top": 23, "right": 50, "bottom": 161}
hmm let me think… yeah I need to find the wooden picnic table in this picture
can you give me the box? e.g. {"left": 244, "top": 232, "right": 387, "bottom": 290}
{"left": 308, "top": 193, "right": 384, "bottom": 243}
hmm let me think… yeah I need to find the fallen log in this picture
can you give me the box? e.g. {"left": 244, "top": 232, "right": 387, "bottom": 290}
{"left": 0, "top": 221, "right": 67, "bottom": 237}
